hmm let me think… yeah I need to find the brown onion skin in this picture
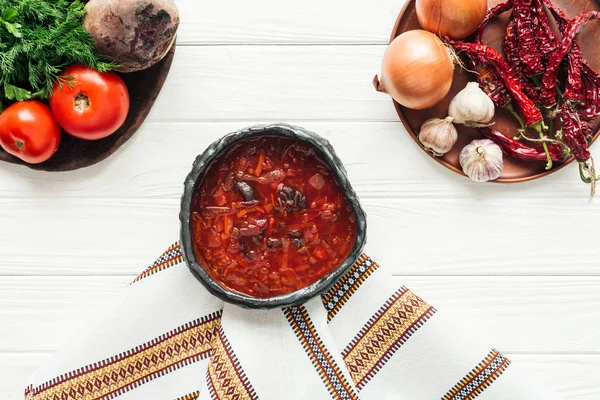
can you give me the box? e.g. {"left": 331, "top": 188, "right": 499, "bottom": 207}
{"left": 374, "top": 30, "right": 453, "bottom": 110}
{"left": 416, "top": 0, "right": 488, "bottom": 40}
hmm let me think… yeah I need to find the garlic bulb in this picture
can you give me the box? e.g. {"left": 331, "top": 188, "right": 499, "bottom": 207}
{"left": 448, "top": 82, "right": 495, "bottom": 127}
{"left": 459, "top": 139, "right": 504, "bottom": 182}
{"left": 418, "top": 116, "right": 458, "bottom": 156}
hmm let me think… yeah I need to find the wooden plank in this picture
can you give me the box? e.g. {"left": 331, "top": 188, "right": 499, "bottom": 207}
{"left": 401, "top": 276, "right": 600, "bottom": 354}
{"left": 1, "top": 122, "right": 597, "bottom": 200}
{"left": 509, "top": 354, "right": 600, "bottom": 399}
{"left": 0, "top": 199, "right": 178, "bottom": 276}
{"left": 175, "top": 0, "right": 403, "bottom": 45}
{"left": 0, "top": 197, "right": 598, "bottom": 276}
{"left": 0, "top": 276, "right": 130, "bottom": 352}
{"left": 1, "top": 353, "right": 597, "bottom": 399}
{"left": 0, "top": 276, "right": 598, "bottom": 353}
{"left": 143, "top": 46, "right": 396, "bottom": 122}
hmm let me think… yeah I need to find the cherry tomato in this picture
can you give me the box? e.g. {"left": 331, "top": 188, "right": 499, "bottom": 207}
{"left": 50, "top": 64, "right": 130, "bottom": 140}
{"left": 0, "top": 101, "right": 61, "bottom": 164}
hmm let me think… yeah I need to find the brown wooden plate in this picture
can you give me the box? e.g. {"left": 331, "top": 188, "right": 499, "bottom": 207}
{"left": 0, "top": 43, "right": 176, "bottom": 172}
{"left": 391, "top": 0, "right": 600, "bottom": 182}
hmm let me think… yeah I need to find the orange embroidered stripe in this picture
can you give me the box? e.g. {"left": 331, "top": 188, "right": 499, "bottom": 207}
{"left": 442, "top": 349, "right": 511, "bottom": 400}
{"left": 206, "top": 326, "right": 258, "bottom": 400}
{"left": 175, "top": 391, "right": 200, "bottom": 400}
{"left": 321, "top": 254, "right": 379, "bottom": 323}
{"left": 342, "top": 287, "right": 436, "bottom": 390}
{"left": 284, "top": 305, "right": 359, "bottom": 400}
{"left": 25, "top": 312, "right": 222, "bottom": 400}
{"left": 131, "top": 242, "right": 184, "bottom": 284}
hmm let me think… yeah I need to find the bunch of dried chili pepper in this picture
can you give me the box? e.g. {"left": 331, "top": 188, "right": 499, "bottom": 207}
{"left": 449, "top": 0, "right": 600, "bottom": 194}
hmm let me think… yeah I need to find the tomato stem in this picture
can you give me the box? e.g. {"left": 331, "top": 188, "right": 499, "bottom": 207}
{"left": 74, "top": 93, "right": 90, "bottom": 112}
{"left": 14, "top": 139, "right": 24, "bottom": 151}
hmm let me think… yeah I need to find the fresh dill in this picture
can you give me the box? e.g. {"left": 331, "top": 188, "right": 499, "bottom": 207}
{"left": 0, "top": 0, "right": 117, "bottom": 105}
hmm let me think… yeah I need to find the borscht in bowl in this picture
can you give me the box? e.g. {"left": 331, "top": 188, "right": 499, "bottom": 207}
{"left": 180, "top": 124, "right": 367, "bottom": 308}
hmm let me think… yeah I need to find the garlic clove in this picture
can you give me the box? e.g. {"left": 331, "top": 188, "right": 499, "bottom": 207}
{"left": 459, "top": 139, "right": 504, "bottom": 182}
{"left": 448, "top": 82, "right": 495, "bottom": 127}
{"left": 418, "top": 116, "right": 458, "bottom": 156}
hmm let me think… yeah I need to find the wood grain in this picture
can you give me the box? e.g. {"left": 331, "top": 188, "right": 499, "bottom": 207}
{"left": 142, "top": 46, "right": 395, "bottom": 122}
{"left": 2, "top": 0, "right": 600, "bottom": 397}
{"left": 1, "top": 196, "right": 599, "bottom": 276}
{"left": 175, "top": 0, "right": 403, "bottom": 45}
{"left": 1, "top": 122, "right": 598, "bottom": 199}
{"left": 0, "top": 276, "right": 598, "bottom": 353}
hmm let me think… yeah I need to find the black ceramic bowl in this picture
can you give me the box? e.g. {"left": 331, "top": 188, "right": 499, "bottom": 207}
{"left": 179, "top": 123, "right": 367, "bottom": 309}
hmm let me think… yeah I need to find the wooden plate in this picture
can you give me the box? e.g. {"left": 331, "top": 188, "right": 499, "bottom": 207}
{"left": 392, "top": 0, "right": 600, "bottom": 182}
{"left": 0, "top": 43, "right": 176, "bottom": 172}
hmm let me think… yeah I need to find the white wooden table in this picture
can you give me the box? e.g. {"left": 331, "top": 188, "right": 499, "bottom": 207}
{"left": 1, "top": 1, "right": 599, "bottom": 398}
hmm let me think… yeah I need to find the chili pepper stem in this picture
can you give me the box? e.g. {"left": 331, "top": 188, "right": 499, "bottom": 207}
{"left": 518, "top": 131, "right": 567, "bottom": 147}
{"left": 540, "top": 136, "right": 553, "bottom": 170}
{"left": 579, "top": 162, "right": 592, "bottom": 183}
{"left": 579, "top": 159, "right": 600, "bottom": 196}
{"left": 532, "top": 122, "right": 553, "bottom": 170}
{"left": 506, "top": 103, "right": 526, "bottom": 130}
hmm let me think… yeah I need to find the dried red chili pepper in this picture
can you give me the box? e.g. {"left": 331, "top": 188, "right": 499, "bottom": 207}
{"left": 513, "top": 0, "right": 544, "bottom": 76}
{"left": 561, "top": 102, "right": 590, "bottom": 162}
{"left": 564, "top": 51, "right": 585, "bottom": 103}
{"left": 580, "top": 65, "right": 600, "bottom": 119}
{"left": 540, "top": 10, "right": 600, "bottom": 106}
{"left": 530, "top": 0, "right": 559, "bottom": 61}
{"left": 481, "top": 127, "right": 564, "bottom": 162}
{"left": 472, "top": 59, "right": 512, "bottom": 107}
{"left": 543, "top": 1, "right": 600, "bottom": 117}
{"left": 476, "top": 0, "right": 513, "bottom": 43}
{"left": 503, "top": 18, "right": 522, "bottom": 74}
{"left": 471, "top": 0, "right": 515, "bottom": 107}
{"left": 502, "top": 18, "right": 540, "bottom": 102}
{"left": 542, "top": 0, "right": 586, "bottom": 76}
{"left": 581, "top": 120, "right": 593, "bottom": 140}
{"left": 450, "top": 40, "right": 543, "bottom": 128}
{"left": 541, "top": 0, "right": 568, "bottom": 27}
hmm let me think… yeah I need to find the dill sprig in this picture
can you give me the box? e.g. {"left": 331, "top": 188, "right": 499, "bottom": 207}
{"left": 0, "top": 0, "right": 117, "bottom": 104}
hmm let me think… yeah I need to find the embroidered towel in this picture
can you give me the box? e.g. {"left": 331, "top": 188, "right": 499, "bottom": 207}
{"left": 25, "top": 243, "right": 563, "bottom": 400}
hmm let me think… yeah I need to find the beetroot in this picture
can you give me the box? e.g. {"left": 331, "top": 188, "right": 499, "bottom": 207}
{"left": 84, "top": 0, "right": 180, "bottom": 73}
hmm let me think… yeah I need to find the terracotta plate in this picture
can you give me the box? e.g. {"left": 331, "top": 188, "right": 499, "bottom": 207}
{"left": 0, "top": 43, "right": 176, "bottom": 172}
{"left": 392, "top": 0, "right": 600, "bottom": 182}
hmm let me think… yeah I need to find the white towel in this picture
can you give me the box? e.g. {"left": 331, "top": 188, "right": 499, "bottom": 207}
{"left": 25, "top": 243, "right": 562, "bottom": 400}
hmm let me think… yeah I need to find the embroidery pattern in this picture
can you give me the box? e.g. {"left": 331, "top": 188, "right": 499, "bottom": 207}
{"left": 342, "top": 287, "right": 436, "bottom": 390}
{"left": 206, "top": 327, "right": 258, "bottom": 400}
{"left": 25, "top": 312, "right": 221, "bottom": 400}
{"left": 321, "top": 254, "right": 380, "bottom": 322}
{"left": 284, "top": 305, "right": 359, "bottom": 400}
{"left": 131, "top": 242, "right": 184, "bottom": 284}
{"left": 175, "top": 391, "right": 200, "bottom": 400}
{"left": 442, "top": 349, "right": 511, "bottom": 400}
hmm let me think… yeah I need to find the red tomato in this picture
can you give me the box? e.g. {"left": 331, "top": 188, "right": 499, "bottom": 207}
{"left": 50, "top": 64, "right": 130, "bottom": 140}
{"left": 0, "top": 101, "right": 61, "bottom": 164}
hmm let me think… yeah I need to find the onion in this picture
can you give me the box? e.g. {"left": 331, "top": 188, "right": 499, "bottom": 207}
{"left": 373, "top": 30, "right": 454, "bottom": 110}
{"left": 416, "top": 0, "right": 488, "bottom": 39}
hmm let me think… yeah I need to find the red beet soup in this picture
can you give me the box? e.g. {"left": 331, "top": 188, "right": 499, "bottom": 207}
{"left": 191, "top": 136, "right": 358, "bottom": 298}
